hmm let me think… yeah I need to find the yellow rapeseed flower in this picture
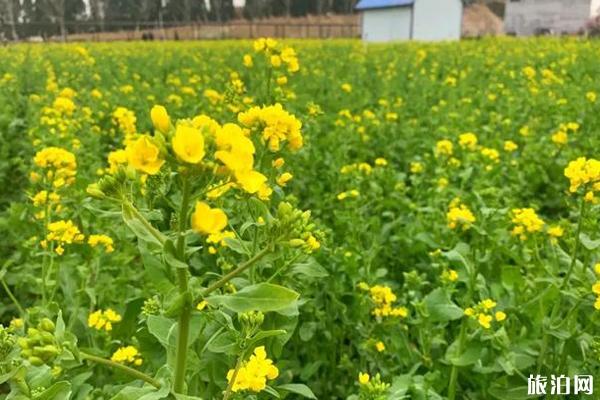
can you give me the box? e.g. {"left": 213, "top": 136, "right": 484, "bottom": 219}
{"left": 447, "top": 202, "right": 476, "bottom": 231}
{"left": 358, "top": 372, "right": 370, "bottom": 385}
{"left": 111, "top": 346, "right": 143, "bottom": 366}
{"left": 126, "top": 136, "right": 164, "bottom": 175}
{"left": 172, "top": 125, "right": 205, "bottom": 164}
{"left": 478, "top": 313, "right": 492, "bottom": 329}
{"left": 191, "top": 201, "right": 228, "bottom": 235}
{"left": 150, "top": 105, "right": 170, "bottom": 133}
{"left": 226, "top": 346, "right": 279, "bottom": 393}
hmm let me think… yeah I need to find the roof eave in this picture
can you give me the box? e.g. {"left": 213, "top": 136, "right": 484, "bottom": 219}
{"left": 355, "top": 4, "right": 412, "bottom": 11}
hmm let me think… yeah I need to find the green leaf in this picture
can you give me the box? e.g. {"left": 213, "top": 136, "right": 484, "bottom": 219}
{"left": 223, "top": 237, "right": 251, "bottom": 256}
{"left": 424, "top": 288, "right": 463, "bottom": 322}
{"left": 277, "top": 383, "right": 317, "bottom": 399}
{"left": 263, "top": 385, "right": 281, "bottom": 398}
{"left": 247, "top": 330, "right": 286, "bottom": 348}
{"left": 122, "top": 203, "right": 163, "bottom": 247}
{"left": 501, "top": 265, "right": 521, "bottom": 289}
{"left": 489, "top": 384, "right": 535, "bottom": 400}
{"left": 54, "top": 311, "right": 65, "bottom": 342}
{"left": 33, "top": 381, "right": 71, "bottom": 400}
{"left": 443, "top": 242, "right": 473, "bottom": 276}
{"left": 207, "top": 331, "right": 238, "bottom": 354}
{"left": 147, "top": 315, "right": 177, "bottom": 351}
{"left": 173, "top": 395, "right": 204, "bottom": 400}
{"left": 206, "top": 283, "right": 299, "bottom": 313}
{"left": 110, "top": 385, "right": 170, "bottom": 400}
{"left": 291, "top": 258, "right": 329, "bottom": 278}
{"left": 445, "top": 340, "right": 483, "bottom": 366}
{"left": 163, "top": 239, "right": 188, "bottom": 270}
{"left": 139, "top": 241, "right": 173, "bottom": 292}
{"left": 579, "top": 232, "right": 600, "bottom": 250}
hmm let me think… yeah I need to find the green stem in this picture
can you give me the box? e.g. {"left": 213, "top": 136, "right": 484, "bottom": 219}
{"left": 539, "top": 194, "right": 587, "bottom": 373}
{"left": 177, "top": 178, "right": 191, "bottom": 256}
{"left": 267, "top": 253, "right": 300, "bottom": 283}
{"left": 173, "top": 176, "right": 192, "bottom": 394}
{"left": 223, "top": 351, "right": 245, "bottom": 400}
{"left": 81, "top": 352, "right": 161, "bottom": 388}
{"left": 447, "top": 321, "right": 467, "bottom": 400}
{"left": 266, "top": 65, "right": 273, "bottom": 104}
{"left": 201, "top": 246, "right": 272, "bottom": 298}
{"left": 41, "top": 201, "right": 50, "bottom": 304}
{"left": 173, "top": 277, "right": 191, "bottom": 394}
{"left": 561, "top": 195, "right": 587, "bottom": 290}
{"left": 1, "top": 277, "right": 26, "bottom": 316}
{"left": 123, "top": 201, "right": 167, "bottom": 245}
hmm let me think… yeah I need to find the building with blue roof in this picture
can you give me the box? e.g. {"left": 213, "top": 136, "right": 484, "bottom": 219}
{"left": 355, "top": 0, "right": 463, "bottom": 42}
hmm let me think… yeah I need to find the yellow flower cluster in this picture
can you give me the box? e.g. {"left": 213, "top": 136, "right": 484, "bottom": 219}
{"left": 206, "top": 230, "right": 236, "bottom": 254}
{"left": 410, "top": 162, "right": 423, "bottom": 174}
{"left": 564, "top": 157, "right": 600, "bottom": 195}
{"left": 52, "top": 95, "right": 76, "bottom": 116}
{"left": 119, "top": 104, "right": 303, "bottom": 202}
{"left": 33, "top": 147, "right": 77, "bottom": 188}
{"left": 446, "top": 199, "right": 476, "bottom": 231}
{"left": 42, "top": 219, "right": 85, "bottom": 255}
{"left": 107, "top": 149, "right": 128, "bottom": 174}
{"left": 337, "top": 189, "right": 360, "bottom": 201}
{"left": 111, "top": 345, "right": 143, "bottom": 366}
{"left": 458, "top": 132, "right": 478, "bottom": 150}
{"left": 88, "top": 308, "right": 122, "bottom": 331}
{"left": 113, "top": 107, "right": 137, "bottom": 141}
{"left": 226, "top": 346, "right": 279, "bottom": 393}
{"left": 592, "top": 264, "right": 600, "bottom": 310}
{"left": 31, "top": 190, "right": 62, "bottom": 219}
{"left": 367, "top": 285, "right": 408, "bottom": 318}
{"left": 341, "top": 162, "right": 373, "bottom": 175}
{"left": 547, "top": 225, "right": 564, "bottom": 244}
{"left": 480, "top": 147, "right": 500, "bottom": 163}
{"left": 238, "top": 103, "right": 303, "bottom": 152}
{"left": 88, "top": 234, "right": 114, "bottom": 253}
{"left": 511, "top": 208, "right": 544, "bottom": 240}
{"left": 435, "top": 139, "right": 453, "bottom": 157}
{"left": 551, "top": 122, "right": 579, "bottom": 147}
{"left": 441, "top": 269, "right": 459, "bottom": 282}
{"left": 214, "top": 123, "right": 271, "bottom": 198}
{"left": 252, "top": 38, "right": 299, "bottom": 73}
{"left": 464, "top": 298, "right": 506, "bottom": 329}
{"left": 504, "top": 140, "right": 518, "bottom": 152}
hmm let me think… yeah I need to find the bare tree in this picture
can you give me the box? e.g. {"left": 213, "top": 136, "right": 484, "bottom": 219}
{"left": 0, "top": 0, "right": 19, "bottom": 40}
{"left": 38, "top": 0, "right": 67, "bottom": 41}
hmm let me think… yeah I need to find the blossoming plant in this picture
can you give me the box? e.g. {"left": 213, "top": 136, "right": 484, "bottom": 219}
{"left": 0, "top": 43, "right": 320, "bottom": 399}
{"left": 82, "top": 102, "right": 321, "bottom": 398}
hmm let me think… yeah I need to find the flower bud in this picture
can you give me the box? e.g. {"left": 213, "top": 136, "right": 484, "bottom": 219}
{"left": 86, "top": 183, "right": 105, "bottom": 199}
{"left": 28, "top": 356, "right": 45, "bottom": 366}
{"left": 40, "top": 318, "right": 55, "bottom": 333}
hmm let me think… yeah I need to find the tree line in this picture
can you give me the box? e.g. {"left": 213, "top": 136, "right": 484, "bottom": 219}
{"left": 0, "top": 0, "right": 359, "bottom": 40}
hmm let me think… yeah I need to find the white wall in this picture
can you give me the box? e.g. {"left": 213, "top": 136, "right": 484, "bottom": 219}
{"left": 413, "top": 0, "right": 463, "bottom": 40}
{"left": 505, "top": 0, "right": 592, "bottom": 35}
{"left": 591, "top": 0, "right": 600, "bottom": 16}
{"left": 361, "top": 7, "right": 412, "bottom": 42}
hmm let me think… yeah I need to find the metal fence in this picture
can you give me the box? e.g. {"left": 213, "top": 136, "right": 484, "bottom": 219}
{"left": 2, "top": 20, "right": 362, "bottom": 42}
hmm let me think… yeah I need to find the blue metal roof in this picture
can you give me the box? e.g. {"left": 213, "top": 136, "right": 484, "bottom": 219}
{"left": 355, "top": 0, "right": 414, "bottom": 10}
